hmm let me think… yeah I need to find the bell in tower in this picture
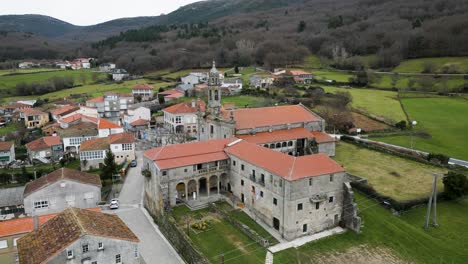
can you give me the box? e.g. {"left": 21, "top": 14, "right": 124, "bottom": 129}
{"left": 207, "top": 60, "right": 222, "bottom": 111}
{"left": 208, "top": 60, "right": 220, "bottom": 86}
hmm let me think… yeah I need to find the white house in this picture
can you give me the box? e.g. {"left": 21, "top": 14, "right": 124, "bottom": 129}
{"left": 162, "top": 100, "right": 206, "bottom": 135}
{"left": 123, "top": 106, "right": 151, "bottom": 129}
{"left": 132, "top": 83, "right": 154, "bottom": 101}
{"left": 60, "top": 122, "right": 99, "bottom": 154}
{"left": 111, "top": 69, "right": 129, "bottom": 81}
{"left": 109, "top": 133, "right": 136, "bottom": 164}
{"left": 0, "top": 141, "right": 15, "bottom": 165}
{"left": 22, "top": 168, "right": 102, "bottom": 216}
{"left": 76, "top": 106, "right": 99, "bottom": 119}
{"left": 99, "top": 63, "right": 116, "bottom": 72}
{"left": 98, "top": 118, "right": 124, "bottom": 138}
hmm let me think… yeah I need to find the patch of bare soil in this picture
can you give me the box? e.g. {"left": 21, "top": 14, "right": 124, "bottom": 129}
{"left": 297, "top": 245, "right": 411, "bottom": 264}
{"left": 352, "top": 112, "right": 391, "bottom": 132}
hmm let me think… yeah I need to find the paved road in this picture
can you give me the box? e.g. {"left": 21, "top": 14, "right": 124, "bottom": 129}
{"left": 108, "top": 151, "right": 184, "bottom": 264}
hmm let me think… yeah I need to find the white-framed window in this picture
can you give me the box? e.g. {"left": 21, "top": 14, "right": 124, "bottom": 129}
{"left": 122, "top": 144, "right": 133, "bottom": 151}
{"left": 13, "top": 238, "right": 19, "bottom": 247}
{"left": 134, "top": 246, "right": 138, "bottom": 258}
{"left": 330, "top": 174, "right": 334, "bottom": 182}
{"left": 84, "top": 192, "right": 94, "bottom": 199}
{"left": 98, "top": 242, "right": 104, "bottom": 250}
{"left": 116, "top": 254, "right": 121, "bottom": 263}
{"left": 34, "top": 200, "right": 48, "bottom": 209}
{"left": 0, "top": 240, "right": 7, "bottom": 249}
{"left": 82, "top": 244, "right": 89, "bottom": 253}
{"left": 67, "top": 250, "right": 74, "bottom": 259}
{"left": 15, "top": 253, "right": 19, "bottom": 262}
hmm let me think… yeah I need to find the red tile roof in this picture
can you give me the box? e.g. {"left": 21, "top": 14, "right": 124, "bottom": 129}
{"left": 86, "top": 96, "right": 104, "bottom": 103}
{"left": 144, "top": 138, "right": 235, "bottom": 170}
{"left": 60, "top": 113, "right": 82, "bottom": 124}
{"left": 25, "top": 136, "right": 61, "bottom": 151}
{"left": 227, "top": 104, "right": 320, "bottom": 130}
{"left": 51, "top": 105, "right": 79, "bottom": 116}
{"left": 5, "top": 103, "right": 31, "bottom": 110}
{"left": 17, "top": 208, "right": 138, "bottom": 264}
{"left": 310, "top": 131, "right": 335, "bottom": 143}
{"left": 0, "top": 141, "right": 13, "bottom": 151}
{"left": 109, "top": 132, "right": 135, "bottom": 144}
{"left": 225, "top": 140, "right": 344, "bottom": 181}
{"left": 80, "top": 137, "right": 109, "bottom": 151}
{"left": 238, "top": 128, "right": 315, "bottom": 144}
{"left": 289, "top": 70, "right": 313, "bottom": 76}
{"left": 133, "top": 83, "right": 154, "bottom": 90}
{"left": 163, "top": 100, "right": 206, "bottom": 114}
{"left": 165, "top": 93, "right": 184, "bottom": 99}
{"left": 130, "top": 118, "right": 149, "bottom": 126}
{"left": 19, "top": 108, "right": 47, "bottom": 116}
{"left": 23, "top": 168, "right": 101, "bottom": 197}
{"left": 98, "top": 118, "right": 122, "bottom": 129}
{"left": 158, "top": 89, "right": 183, "bottom": 96}
{"left": 0, "top": 208, "right": 101, "bottom": 237}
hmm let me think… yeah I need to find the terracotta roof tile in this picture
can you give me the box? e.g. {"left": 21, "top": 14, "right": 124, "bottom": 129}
{"left": 108, "top": 132, "right": 135, "bottom": 144}
{"left": 25, "top": 136, "right": 61, "bottom": 151}
{"left": 5, "top": 103, "right": 31, "bottom": 110}
{"left": 86, "top": 96, "right": 104, "bottom": 103}
{"left": 17, "top": 208, "right": 138, "bottom": 264}
{"left": 19, "top": 108, "right": 47, "bottom": 116}
{"left": 51, "top": 105, "right": 79, "bottom": 116}
{"left": 130, "top": 118, "right": 149, "bottom": 126}
{"left": 225, "top": 140, "right": 344, "bottom": 181}
{"left": 60, "top": 113, "right": 82, "bottom": 124}
{"left": 59, "top": 122, "right": 98, "bottom": 137}
{"left": 238, "top": 128, "right": 315, "bottom": 144}
{"left": 310, "top": 131, "right": 336, "bottom": 143}
{"left": 0, "top": 141, "right": 13, "bottom": 151}
{"left": 80, "top": 137, "right": 109, "bottom": 151}
{"left": 226, "top": 104, "right": 320, "bottom": 130}
{"left": 158, "top": 89, "right": 183, "bottom": 96}
{"left": 23, "top": 168, "right": 101, "bottom": 197}
{"left": 98, "top": 118, "right": 122, "bottom": 129}
{"left": 163, "top": 100, "right": 206, "bottom": 114}
{"left": 289, "top": 70, "right": 313, "bottom": 76}
{"left": 133, "top": 83, "right": 154, "bottom": 90}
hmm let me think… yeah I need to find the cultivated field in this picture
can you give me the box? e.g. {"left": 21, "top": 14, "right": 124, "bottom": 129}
{"left": 0, "top": 68, "right": 64, "bottom": 76}
{"left": 369, "top": 73, "right": 466, "bottom": 92}
{"left": 333, "top": 142, "right": 445, "bottom": 201}
{"left": 393, "top": 57, "right": 468, "bottom": 74}
{"left": 351, "top": 112, "right": 391, "bottom": 132}
{"left": 274, "top": 193, "right": 468, "bottom": 264}
{"left": 321, "top": 86, "right": 406, "bottom": 123}
{"left": 373, "top": 98, "right": 468, "bottom": 160}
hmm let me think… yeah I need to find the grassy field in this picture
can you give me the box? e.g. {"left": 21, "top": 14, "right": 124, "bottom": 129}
{"left": 313, "top": 70, "right": 354, "bottom": 83}
{"left": 334, "top": 142, "right": 446, "bottom": 201}
{"left": 0, "top": 68, "right": 64, "bottom": 76}
{"left": 274, "top": 193, "right": 468, "bottom": 264}
{"left": 393, "top": 57, "right": 468, "bottom": 73}
{"left": 171, "top": 204, "right": 269, "bottom": 264}
{"left": 222, "top": 95, "right": 277, "bottom": 108}
{"left": 322, "top": 86, "right": 406, "bottom": 123}
{"left": 373, "top": 98, "right": 468, "bottom": 160}
{"left": 0, "top": 69, "right": 107, "bottom": 97}
{"left": 0, "top": 123, "right": 18, "bottom": 135}
{"left": 6, "top": 79, "right": 174, "bottom": 102}
{"left": 369, "top": 73, "right": 466, "bottom": 91}
{"left": 302, "top": 55, "right": 327, "bottom": 69}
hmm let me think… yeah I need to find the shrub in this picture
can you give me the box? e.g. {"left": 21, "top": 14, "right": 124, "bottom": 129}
{"left": 427, "top": 153, "right": 450, "bottom": 165}
{"left": 443, "top": 171, "right": 467, "bottom": 199}
{"left": 395, "top": 120, "right": 407, "bottom": 130}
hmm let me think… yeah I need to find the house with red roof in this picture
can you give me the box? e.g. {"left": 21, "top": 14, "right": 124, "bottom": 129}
{"left": 0, "top": 141, "right": 15, "bottom": 165}
{"left": 157, "top": 89, "right": 184, "bottom": 103}
{"left": 162, "top": 100, "right": 205, "bottom": 136}
{"left": 143, "top": 137, "right": 360, "bottom": 241}
{"left": 25, "top": 136, "right": 63, "bottom": 163}
{"left": 51, "top": 105, "right": 79, "bottom": 121}
{"left": 289, "top": 70, "right": 314, "bottom": 84}
{"left": 132, "top": 83, "right": 154, "bottom": 101}
{"left": 123, "top": 106, "right": 151, "bottom": 130}
{"left": 97, "top": 118, "right": 124, "bottom": 137}
{"left": 19, "top": 108, "right": 49, "bottom": 129}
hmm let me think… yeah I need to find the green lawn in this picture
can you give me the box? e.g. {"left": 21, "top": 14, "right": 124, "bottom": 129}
{"left": 322, "top": 86, "right": 406, "bottom": 123}
{"left": 171, "top": 204, "right": 268, "bottom": 264}
{"left": 274, "top": 193, "right": 468, "bottom": 264}
{"left": 312, "top": 70, "right": 354, "bottom": 83}
{"left": 369, "top": 73, "right": 466, "bottom": 92}
{"left": 0, "top": 68, "right": 64, "bottom": 76}
{"left": 0, "top": 123, "right": 18, "bottom": 135}
{"left": 393, "top": 57, "right": 468, "bottom": 74}
{"left": 334, "top": 142, "right": 446, "bottom": 201}
{"left": 6, "top": 79, "right": 174, "bottom": 102}
{"left": 302, "top": 54, "right": 327, "bottom": 69}
{"left": 222, "top": 95, "right": 277, "bottom": 108}
{"left": 373, "top": 98, "right": 468, "bottom": 160}
{"left": 0, "top": 69, "right": 107, "bottom": 97}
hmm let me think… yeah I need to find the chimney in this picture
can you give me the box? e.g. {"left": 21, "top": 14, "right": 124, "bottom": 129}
{"left": 33, "top": 214, "right": 39, "bottom": 230}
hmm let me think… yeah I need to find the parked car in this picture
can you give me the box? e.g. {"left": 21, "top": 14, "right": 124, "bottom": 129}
{"left": 109, "top": 199, "right": 119, "bottom": 209}
{"left": 130, "top": 160, "right": 137, "bottom": 167}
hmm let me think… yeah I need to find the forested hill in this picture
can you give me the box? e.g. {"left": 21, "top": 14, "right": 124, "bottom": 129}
{"left": 92, "top": 0, "right": 468, "bottom": 73}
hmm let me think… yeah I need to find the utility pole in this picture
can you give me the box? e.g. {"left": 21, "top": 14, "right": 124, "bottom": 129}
{"left": 424, "top": 172, "right": 444, "bottom": 230}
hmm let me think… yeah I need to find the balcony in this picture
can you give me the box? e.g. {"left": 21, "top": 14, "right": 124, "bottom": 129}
{"left": 196, "top": 164, "right": 228, "bottom": 175}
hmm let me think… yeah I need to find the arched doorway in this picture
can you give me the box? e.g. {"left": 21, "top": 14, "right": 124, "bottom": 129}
{"left": 175, "top": 125, "right": 184, "bottom": 133}
{"left": 199, "top": 177, "right": 207, "bottom": 197}
{"left": 209, "top": 175, "right": 218, "bottom": 194}
{"left": 220, "top": 173, "right": 229, "bottom": 192}
{"left": 187, "top": 180, "right": 197, "bottom": 200}
{"left": 176, "top": 182, "right": 186, "bottom": 203}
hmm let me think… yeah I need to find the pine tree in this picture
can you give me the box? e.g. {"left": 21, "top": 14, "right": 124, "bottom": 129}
{"left": 100, "top": 150, "right": 118, "bottom": 181}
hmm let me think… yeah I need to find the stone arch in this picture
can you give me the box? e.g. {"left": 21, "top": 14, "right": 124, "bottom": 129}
{"left": 188, "top": 180, "right": 197, "bottom": 200}
{"left": 199, "top": 177, "right": 207, "bottom": 196}
{"left": 270, "top": 144, "right": 275, "bottom": 149}
{"left": 282, "top": 142, "right": 287, "bottom": 147}
{"left": 276, "top": 142, "right": 281, "bottom": 148}
{"left": 220, "top": 173, "right": 229, "bottom": 192}
{"left": 209, "top": 175, "right": 218, "bottom": 194}
{"left": 176, "top": 182, "right": 186, "bottom": 202}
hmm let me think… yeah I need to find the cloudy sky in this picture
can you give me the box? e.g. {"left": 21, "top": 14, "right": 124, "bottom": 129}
{"left": 1, "top": 0, "right": 200, "bottom": 26}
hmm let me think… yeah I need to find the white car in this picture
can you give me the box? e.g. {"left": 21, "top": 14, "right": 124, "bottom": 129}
{"left": 109, "top": 199, "right": 119, "bottom": 209}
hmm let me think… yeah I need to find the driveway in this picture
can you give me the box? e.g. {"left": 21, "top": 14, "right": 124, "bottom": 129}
{"left": 108, "top": 151, "right": 184, "bottom": 264}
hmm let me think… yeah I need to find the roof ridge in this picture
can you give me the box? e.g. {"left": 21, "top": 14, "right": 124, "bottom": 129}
{"left": 69, "top": 208, "right": 86, "bottom": 235}
{"left": 288, "top": 157, "right": 297, "bottom": 181}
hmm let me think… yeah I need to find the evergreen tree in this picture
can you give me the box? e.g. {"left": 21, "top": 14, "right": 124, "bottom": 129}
{"left": 234, "top": 66, "right": 239, "bottom": 74}
{"left": 100, "top": 150, "right": 118, "bottom": 181}
{"left": 443, "top": 171, "right": 467, "bottom": 199}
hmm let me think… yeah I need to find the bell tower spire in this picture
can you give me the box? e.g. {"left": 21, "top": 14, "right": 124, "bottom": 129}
{"left": 207, "top": 60, "right": 221, "bottom": 114}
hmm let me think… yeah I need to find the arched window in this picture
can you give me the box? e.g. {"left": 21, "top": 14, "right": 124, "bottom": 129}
{"left": 282, "top": 142, "right": 287, "bottom": 147}
{"left": 288, "top": 141, "right": 293, "bottom": 146}
{"left": 270, "top": 144, "right": 275, "bottom": 149}
{"left": 276, "top": 143, "right": 281, "bottom": 148}
{"left": 264, "top": 144, "right": 269, "bottom": 148}
{"left": 214, "top": 90, "right": 219, "bottom": 101}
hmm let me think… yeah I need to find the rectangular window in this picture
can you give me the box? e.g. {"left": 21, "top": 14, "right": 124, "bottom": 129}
{"left": 34, "top": 200, "right": 48, "bottom": 209}
{"left": 92, "top": 262, "right": 97, "bottom": 264}
{"left": 67, "top": 250, "right": 73, "bottom": 259}
{"left": 273, "top": 198, "right": 277, "bottom": 206}
{"left": 260, "top": 191, "right": 264, "bottom": 197}
{"left": 330, "top": 174, "right": 334, "bottom": 182}
{"left": 162, "top": 171, "right": 167, "bottom": 176}
{"left": 84, "top": 192, "right": 94, "bottom": 199}
{"left": 0, "top": 240, "right": 7, "bottom": 249}
{"left": 210, "top": 125, "right": 214, "bottom": 134}
{"left": 303, "top": 224, "right": 308, "bottom": 232}
{"left": 82, "top": 244, "right": 89, "bottom": 253}
{"left": 241, "top": 164, "right": 244, "bottom": 171}
{"left": 233, "top": 160, "right": 236, "bottom": 166}
{"left": 316, "top": 202, "right": 320, "bottom": 210}
{"left": 297, "top": 203, "right": 303, "bottom": 211}
{"left": 134, "top": 246, "right": 138, "bottom": 258}
{"left": 241, "top": 180, "right": 244, "bottom": 186}
{"left": 309, "top": 178, "right": 313, "bottom": 186}
{"left": 116, "top": 254, "right": 121, "bottom": 263}
{"left": 13, "top": 238, "right": 19, "bottom": 247}
{"left": 329, "top": 196, "right": 334, "bottom": 203}
{"left": 279, "top": 179, "right": 283, "bottom": 187}
{"left": 98, "top": 242, "right": 104, "bottom": 250}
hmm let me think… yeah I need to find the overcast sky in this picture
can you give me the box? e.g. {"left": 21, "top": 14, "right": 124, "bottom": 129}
{"left": 1, "top": 0, "right": 200, "bottom": 26}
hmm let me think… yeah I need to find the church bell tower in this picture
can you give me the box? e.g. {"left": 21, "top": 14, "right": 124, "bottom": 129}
{"left": 208, "top": 60, "right": 221, "bottom": 114}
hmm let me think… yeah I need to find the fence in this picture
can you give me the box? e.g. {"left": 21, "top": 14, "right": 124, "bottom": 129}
{"left": 146, "top": 209, "right": 209, "bottom": 264}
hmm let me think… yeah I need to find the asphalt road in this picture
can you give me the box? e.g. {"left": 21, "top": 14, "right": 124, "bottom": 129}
{"left": 109, "top": 151, "right": 184, "bottom": 264}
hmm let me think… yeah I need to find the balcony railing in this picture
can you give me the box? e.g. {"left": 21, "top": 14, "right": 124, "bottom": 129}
{"left": 196, "top": 164, "right": 229, "bottom": 175}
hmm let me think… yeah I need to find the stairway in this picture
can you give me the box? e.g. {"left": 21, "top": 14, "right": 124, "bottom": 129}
{"left": 265, "top": 251, "right": 274, "bottom": 264}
